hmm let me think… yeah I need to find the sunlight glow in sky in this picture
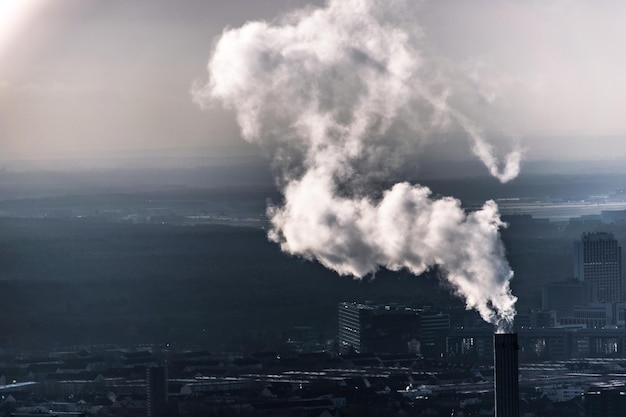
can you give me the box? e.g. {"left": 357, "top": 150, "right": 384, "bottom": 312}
{"left": 0, "top": 0, "right": 45, "bottom": 57}
{"left": 2, "top": 0, "right": 626, "bottom": 166}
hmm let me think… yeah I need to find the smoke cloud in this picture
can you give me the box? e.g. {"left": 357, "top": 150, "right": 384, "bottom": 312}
{"left": 194, "top": 0, "right": 518, "bottom": 330}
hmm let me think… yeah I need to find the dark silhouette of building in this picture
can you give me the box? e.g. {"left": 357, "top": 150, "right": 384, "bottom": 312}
{"left": 494, "top": 333, "right": 519, "bottom": 417}
{"left": 542, "top": 279, "right": 594, "bottom": 317}
{"left": 147, "top": 365, "right": 168, "bottom": 417}
{"left": 585, "top": 385, "right": 626, "bottom": 417}
{"left": 419, "top": 312, "right": 451, "bottom": 358}
{"left": 450, "top": 326, "right": 626, "bottom": 361}
{"left": 574, "top": 232, "right": 622, "bottom": 302}
{"left": 338, "top": 302, "right": 420, "bottom": 354}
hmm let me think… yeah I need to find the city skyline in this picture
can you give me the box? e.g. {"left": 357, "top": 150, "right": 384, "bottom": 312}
{"left": 4, "top": 2, "right": 626, "bottom": 415}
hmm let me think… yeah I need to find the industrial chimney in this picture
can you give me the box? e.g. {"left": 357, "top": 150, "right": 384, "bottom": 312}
{"left": 494, "top": 333, "right": 519, "bottom": 417}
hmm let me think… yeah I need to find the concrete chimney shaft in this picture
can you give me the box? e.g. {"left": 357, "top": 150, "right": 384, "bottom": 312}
{"left": 494, "top": 333, "right": 519, "bottom": 417}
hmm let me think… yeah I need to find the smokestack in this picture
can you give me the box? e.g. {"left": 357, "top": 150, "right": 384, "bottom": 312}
{"left": 494, "top": 333, "right": 519, "bottom": 417}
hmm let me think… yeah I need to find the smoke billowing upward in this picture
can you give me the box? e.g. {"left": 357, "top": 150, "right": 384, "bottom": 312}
{"left": 194, "top": 0, "right": 518, "bottom": 331}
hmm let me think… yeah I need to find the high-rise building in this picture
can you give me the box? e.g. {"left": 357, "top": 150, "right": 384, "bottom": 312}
{"left": 574, "top": 232, "right": 622, "bottom": 302}
{"left": 338, "top": 302, "right": 421, "bottom": 354}
{"left": 420, "top": 312, "right": 451, "bottom": 358}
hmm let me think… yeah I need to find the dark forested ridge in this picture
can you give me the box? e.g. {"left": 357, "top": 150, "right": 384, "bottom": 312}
{"left": 0, "top": 218, "right": 454, "bottom": 349}
{"left": 1, "top": 170, "right": 625, "bottom": 350}
{"left": 0, "top": 214, "right": 591, "bottom": 350}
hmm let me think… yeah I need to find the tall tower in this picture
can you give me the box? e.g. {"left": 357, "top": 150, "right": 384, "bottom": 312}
{"left": 338, "top": 302, "right": 367, "bottom": 353}
{"left": 147, "top": 365, "right": 168, "bottom": 417}
{"left": 574, "top": 232, "right": 622, "bottom": 302}
{"left": 494, "top": 333, "right": 519, "bottom": 417}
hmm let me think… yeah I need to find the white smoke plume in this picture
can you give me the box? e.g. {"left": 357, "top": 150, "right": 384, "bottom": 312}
{"left": 193, "top": 0, "right": 518, "bottom": 331}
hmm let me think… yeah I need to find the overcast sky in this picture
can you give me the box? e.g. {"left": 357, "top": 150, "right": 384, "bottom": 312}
{"left": 2, "top": 0, "right": 626, "bottom": 165}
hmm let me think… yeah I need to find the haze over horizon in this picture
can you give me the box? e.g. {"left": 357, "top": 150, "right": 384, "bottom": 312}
{"left": 2, "top": 0, "right": 626, "bottom": 170}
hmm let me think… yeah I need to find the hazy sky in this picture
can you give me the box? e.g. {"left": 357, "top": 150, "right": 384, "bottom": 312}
{"left": 2, "top": 0, "right": 626, "bottom": 164}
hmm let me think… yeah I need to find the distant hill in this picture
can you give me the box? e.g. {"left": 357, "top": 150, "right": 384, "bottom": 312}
{"left": 0, "top": 218, "right": 454, "bottom": 350}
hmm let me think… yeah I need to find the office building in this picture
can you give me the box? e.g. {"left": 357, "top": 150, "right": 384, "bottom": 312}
{"left": 542, "top": 280, "right": 593, "bottom": 317}
{"left": 574, "top": 232, "right": 622, "bottom": 302}
{"left": 420, "top": 312, "right": 451, "bottom": 358}
{"left": 338, "top": 302, "right": 420, "bottom": 354}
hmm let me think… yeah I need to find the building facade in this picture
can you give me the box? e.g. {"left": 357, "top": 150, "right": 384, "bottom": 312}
{"left": 574, "top": 232, "right": 622, "bottom": 303}
{"left": 338, "top": 302, "right": 421, "bottom": 354}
